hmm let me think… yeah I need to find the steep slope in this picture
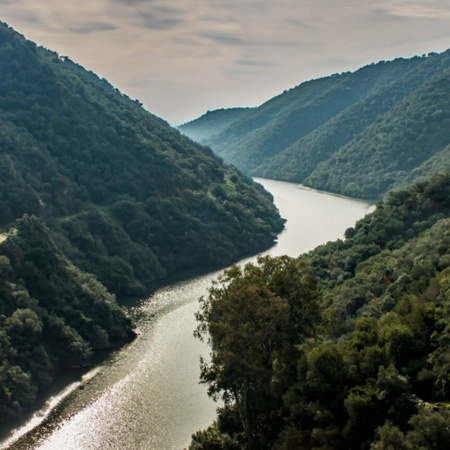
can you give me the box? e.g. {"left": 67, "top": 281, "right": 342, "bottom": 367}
{"left": 396, "top": 143, "right": 450, "bottom": 190}
{"left": 183, "top": 51, "right": 450, "bottom": 199}
{"left": 188, "top": 56, "right": 429, "bottom": 170}
{"left": 303, "top": 70, "right": 450, "bottom": 197}
{"left": 0, "top": 216, "right": 135, "bottom": 423}
{"left": 256, "top": 53, "right": 450, "bottom": 185}
{"left": 0, "top": 23, "right": 284, "bottom": 296}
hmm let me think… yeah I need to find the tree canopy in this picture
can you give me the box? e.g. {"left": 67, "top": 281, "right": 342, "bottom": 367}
{"left": 191, "top": 173, "right": 450, "bottom": 449}
{"left": 0, "top": 21, "right": 284, "bottom": 429}
{"left": 0, "top": 216, "right": 135, "bottom": 423}
{"left": 195, "top": 255, "right": 321, "bottom": 449}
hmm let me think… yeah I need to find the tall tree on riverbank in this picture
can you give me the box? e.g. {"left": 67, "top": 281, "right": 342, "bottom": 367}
{"left": 195, "top": 255, "right": 321, "bottom": 449}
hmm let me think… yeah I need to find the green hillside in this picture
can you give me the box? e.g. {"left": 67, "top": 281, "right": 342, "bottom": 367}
{"left": 181, "top": 51, "right": 450, "bottom": 199}
{"left": 0, "top": 22, "right": 284, "bottom": 297}
{"left": 304, "top": 71, "right": 450, "bottom": 197}
{"left": 0, "top": 21, "right": 286, "bottom": 428}
{"left": 191, "top": 172, "right": 450, "bottom": 449}
{"left": 0, "top": 216, "right": 135, "bottom": 423}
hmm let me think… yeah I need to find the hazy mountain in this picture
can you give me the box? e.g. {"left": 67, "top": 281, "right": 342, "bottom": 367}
{"left": 178, "top": 107, "right": 255, "bottom": 143}
{"left": 181, "top": 51, "right": 450, "bottom": 199}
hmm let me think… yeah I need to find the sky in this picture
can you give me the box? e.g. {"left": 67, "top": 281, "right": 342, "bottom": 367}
{"left": 2, "top": 0, "right": 450, "bottom": 125}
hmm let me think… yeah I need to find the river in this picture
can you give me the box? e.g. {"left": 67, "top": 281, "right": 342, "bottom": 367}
{"left": 2, "top": 179, "right": 372, "bottom": 450}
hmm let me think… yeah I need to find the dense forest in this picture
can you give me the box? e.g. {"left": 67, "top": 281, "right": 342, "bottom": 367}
{"left": 0, "top": 216, "right": 135, "bottom": 423}
{"left": 0, "top": 22, "right": 284, "bottom": 296}
{"left": 2, "top": 18, "right": 450, "bottom": 447}
{"left": 180, "top": 51, "right": 450, "bottom": 199}
{"left": 0, "top": 22, "right": 284, "bottom": 426}
{"left": 191, "top": 173, "right": 450, "bottom": 449}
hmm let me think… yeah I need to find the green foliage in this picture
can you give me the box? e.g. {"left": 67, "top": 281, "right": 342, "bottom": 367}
{"left": 182, "top": 51, "right": 450, "bottom": 199}
{"left": 0, "top": 216, "right": 135, "bottom": 423}
{"left": 0, "top": 21, "right": 285, "bottom": 432}
{"left": 195, "top": 255, "right": 321, "bottom": 449}
{"left": 191, "top": 174, "right": 450, "bottom": 449}
{"left": 190, "top": 417, "right": 239, "bottom": 450}
{"left": 305, "top": 70, "right": 450, "bottom": 197}
{"left": 0, "top": 21, "right": 284, "bottom": 296}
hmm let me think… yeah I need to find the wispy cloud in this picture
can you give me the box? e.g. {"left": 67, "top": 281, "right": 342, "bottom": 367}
{"left": 373, "top": 1, "right": 450, "bottom": 19}
{"left": 236, "top": 58, "right": 273, "bottom": 67}
{"left": 70, "top": 22, "right": 118, "bottom": 34}
{"left": 138, "top": 11, "right": 183, "bottom": 30}
{"left": 198, "top": 32, "right": 249, "bottom": 46}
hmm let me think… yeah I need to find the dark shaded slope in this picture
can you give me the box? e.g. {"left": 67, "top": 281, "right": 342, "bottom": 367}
{"left": 256, "top": 52, "right": 450, "bottom": 185}
{"left": 0, "top": 216, "right": 135, "bottom": 423}
{"left": 0, "top": 23, "right": 284, "bottom": 296}
{"left": 396, "top": 143, "right": 450, "bottom": 189}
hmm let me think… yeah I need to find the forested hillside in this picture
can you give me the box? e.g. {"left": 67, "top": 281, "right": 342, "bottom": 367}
{"left": 0, "top": 22, "right": 284, "bottom": 297}
{"left": 0, "top": 22, "right": 285, "bottom": 427}
{"left": 180, "top": 51, "right": 450, "bottom": 199}
{"left": 0, "top": 216, "right": 135, "bottom": 423}
{"left": 191, "top": 173, "right": 450, "bottom": 449}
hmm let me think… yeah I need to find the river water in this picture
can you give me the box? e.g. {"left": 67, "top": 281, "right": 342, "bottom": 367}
{"left": 2, "top": 179, "right": 372, "bottom": 450}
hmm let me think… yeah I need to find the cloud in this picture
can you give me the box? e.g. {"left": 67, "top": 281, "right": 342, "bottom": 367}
{"left": 4, "top": 11, "right": 41, "bottom": 26}
{"left": 70, "top": 22, "right": 118, "bottom": 34}
{"left": 236, "top": 58, "right": 273, "bottom": 67}
{"left": 111, "top": 0, "right": 160, "bottom": 4}
{"left": 286, "top": 19, "right": 308, "bottom": 29}
{"left": 198, "top": 32, "right": 249, "bottom": 46}
{"left": 373, "top": 1, "right": 450, "bottom": 20}
{"left": 138, "top": 8, "right": 183, "bottom": 30}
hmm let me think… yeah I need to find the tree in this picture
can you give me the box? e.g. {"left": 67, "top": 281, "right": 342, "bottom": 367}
{"left": 372, "top": 422, "right": 410, "bottom": 450}
{"left": 195, "top": 255, "right": 321, "bottom": 449}
{"left": 405, "top": 408, "right": 450, "bottom": 449}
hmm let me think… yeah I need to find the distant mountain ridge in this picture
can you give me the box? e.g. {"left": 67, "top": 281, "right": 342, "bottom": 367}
{"left": 178, "top": 107, "right": 255, "bottom": 143}
{"left": 180, "top": 51, "right": 450, "bottom": 198}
